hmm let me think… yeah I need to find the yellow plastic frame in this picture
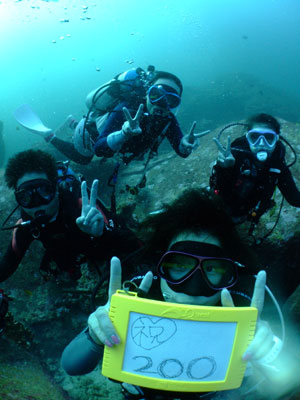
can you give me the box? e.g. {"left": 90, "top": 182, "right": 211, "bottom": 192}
{"left": 102, "top": 290, "right": 257, "bottom": 392}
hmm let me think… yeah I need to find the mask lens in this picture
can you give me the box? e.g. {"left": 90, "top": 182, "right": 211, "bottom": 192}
{"left": 15, "top": 189, "right": 32, "bottom": 208}
{"left": 15, "top": 179, "right": 55, "bottom": 208}
{"left": 264, "top": 133, "right": 276, "bottom": 145}
{"left": 202, "top": 259, "right": 237, "bottom": 289}
{"left": 36, "top": 183, "right": 55, "bottom": 201}
{"left": 148, "top": 86, "right": 163, "bottom": 102}
{"left": 159, "top": 252, "right": 198, "bottom": 282}
{"left": 248, "top": 131, "right": 260, "bottom": 144}
{"left": 166, "top": 93, "right": 181, "bottom": 108}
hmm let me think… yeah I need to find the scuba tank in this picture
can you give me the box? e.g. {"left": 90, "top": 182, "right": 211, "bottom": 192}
{"left": 86, "top": 66, "right": 155, "bottom": 115}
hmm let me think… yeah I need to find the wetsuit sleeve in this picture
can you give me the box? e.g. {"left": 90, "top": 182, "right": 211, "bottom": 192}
{"left": 277, "top": 165, "right": 300, "bottom": 206}
{"left": 61, "top": 327, "right": 103, "bottom": 375}
{"left": 210, "top": 161, "right": 236, "bottom": 191}
{"left": 93, "top": 103, "right": 127, "bottom": 158}
{"left": 165, "top": 116, "right": 189, "bottom": 158}
{"left": 50, "top": 137, "right": 93, "bottom": 165}
{"left": 0, "top": 227, "right": 33, "bottom": 282}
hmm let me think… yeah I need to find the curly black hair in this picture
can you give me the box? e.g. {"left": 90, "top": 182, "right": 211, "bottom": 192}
{"left": 246, "top": 113, "right": 281, "bottom": 135}
{"left": 5, "top": 149, "right": 58, "bottom": 189}
{"left": 139, "top": 188, "right": 258, "bottom": 272}
{"left": 149, "top": 70, "right": 183, "bottom": 96}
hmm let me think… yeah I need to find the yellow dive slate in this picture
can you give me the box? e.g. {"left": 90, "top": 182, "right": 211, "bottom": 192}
{"left": 102, "top": 290, "right": 257, "bottom": 392}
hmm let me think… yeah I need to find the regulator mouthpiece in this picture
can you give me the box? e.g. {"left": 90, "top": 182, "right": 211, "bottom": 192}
{"left": 256, "top": 151, "right": 268, "bottom": 162}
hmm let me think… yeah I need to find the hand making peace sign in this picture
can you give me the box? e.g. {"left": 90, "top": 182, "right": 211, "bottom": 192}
{"left": 221, "top": 270, "right": 276, "bottom": 364}
{"left": 122, "top": 104, "right": 144, "bottom": 138}
{"left": 213, "top": 135, "right": 236, "bottom": 168}
{"left": 76, "top": 179, "right": 104, "bottom": 237}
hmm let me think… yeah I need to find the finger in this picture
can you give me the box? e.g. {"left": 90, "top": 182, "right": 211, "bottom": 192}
{"left": 81, "top": 181, "right": 89, "bottom": 213}
{"left": 213, "top": 137, "right": 226, "bottom": 154}
{"left": 194, "top": 129, "right": 211, "bottom": 138}
{"left": 134, "top": 104, "right": 144, "bottom": 122}
{"left": 139, "top": 271, "right": 153, "bottom": 295}
{"left": 251, "top": 270, "right": 266, "bottom": 319}
{"left": 221, "top": 288, "right": 235, "bottom": 307}
{"left": 243, "top": 320, "right": 272, "bottom": 361}
{"left": 89, "top": 179, "right": 98, "bottom": 208}
{"left": 83, "top": 207, "right": 102, "bottom": 227}
{"left": 225, "top": 136, "right": 232, "bottom": 157}
{"left": 76, "top": 216, "right": 85, "bottom": 229}
{"left": 122, "top": 107, "right": 134, "bottom": 125}
{"left": 188, "top": 121, "right": 197, "bottom": 137}
{"left": 108, "top": 257, "right": 122, "bottom": 301}
{"left": 88, "top": 306, "right": 120, "bottom": 346}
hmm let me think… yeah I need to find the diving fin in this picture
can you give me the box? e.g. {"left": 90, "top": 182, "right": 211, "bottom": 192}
{"left": 13, "top": 104, "right": 52, "bottom": 135}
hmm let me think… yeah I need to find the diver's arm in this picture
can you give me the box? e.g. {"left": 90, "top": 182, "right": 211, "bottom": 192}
{"left": 0, "top": 228, "right": 32, "bottom": 282}
{"left": 50, "top": 137, "right": 93, "bottom": 165}
{"left": 0, "top": 244, "right": 22, "bottom": 282}
{"left": 61, "top": 327, "right": 103, "bottom": 375}
{"left": 278, "top": 166, "right": 300, "bottom": 207}
{"left": 166, "top": 117, "right": 190, "bottom": 158}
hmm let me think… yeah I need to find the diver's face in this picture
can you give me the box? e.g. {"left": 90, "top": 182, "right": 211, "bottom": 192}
{"left": 160, "top": 232, "right": 225, "bottom": 306}
{"left": 16, "top": 172, "right": 59, "bottom": 220}
{"left": 146, "top": 77, "right": 181, "bottom": 117}
{"left": 246, "top": 123, "right": 279, "bottom": 162}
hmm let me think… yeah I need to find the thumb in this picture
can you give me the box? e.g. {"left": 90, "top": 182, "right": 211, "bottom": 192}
{"left": 221, "top": 288, "right": 235, "bottom": 307}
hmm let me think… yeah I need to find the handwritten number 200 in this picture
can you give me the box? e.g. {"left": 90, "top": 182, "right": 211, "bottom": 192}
{"left": 133, "top": 356, "right": 216, "bottom": 379}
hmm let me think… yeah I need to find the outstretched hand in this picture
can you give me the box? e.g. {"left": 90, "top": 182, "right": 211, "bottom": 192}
{"left": 221, "top": 270, "right": 275, "bottom": 363}
{"left": 213, "top": 135, "right": 235, "bottom": 168}
{"left": 122, "top": 104, "right": 144, "bottom": 138}
{"left": 88, "top": 257, "right": 153, "bottom": 346}
{"left": 76, "top": 179, "right": 104, "bottom": 237}
{"left": 180, "top": 121, "right": 211, "bottom": 153}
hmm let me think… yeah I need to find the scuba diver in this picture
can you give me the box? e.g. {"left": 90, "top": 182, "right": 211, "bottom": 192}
{"left": 14, "top": 66, "right": 206, "bottom": 166}
{"left": 0, "top": 149, "right": 141, "bottom": 284}
{"left": 61, "top": 188, "right": 299, "bottom": 400}
{"left": 210, "top": 113, "right": 300, "bottom": 225}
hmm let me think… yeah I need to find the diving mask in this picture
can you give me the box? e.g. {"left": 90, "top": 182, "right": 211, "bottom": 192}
{"left": 157, "top": 241, "right": 242, "bottom": 296}
{"left": 15, "top": 179, "right": 56, "bottom": 209}
{"left": 147, "top": 84, "right": 181, "bottom": 110}
{"left": 246, "top": 128, "right": 278, "bottom": 149}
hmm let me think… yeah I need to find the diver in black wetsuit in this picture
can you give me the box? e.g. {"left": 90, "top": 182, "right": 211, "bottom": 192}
{"left": 210, "top": 113, "right": 300, "bottom": 224}
{"left": 0, "top": 149, "right": 140, "bottom": 284}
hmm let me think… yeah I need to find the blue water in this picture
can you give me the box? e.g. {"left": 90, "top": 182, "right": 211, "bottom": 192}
{"left": 1, "top": 0, "right": 300, "bottom": 160}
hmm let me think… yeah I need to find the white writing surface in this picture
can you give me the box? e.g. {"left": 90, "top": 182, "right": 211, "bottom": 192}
{"left": 122, "top": 312, "right": 237, "bottom": 381}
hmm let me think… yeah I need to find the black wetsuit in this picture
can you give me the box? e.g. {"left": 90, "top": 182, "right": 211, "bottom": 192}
{"left": 210, "top": 136, "right": 300, "bottom": 222}
{"left": 0, "top": 184, "right": 140, "bottom": 283}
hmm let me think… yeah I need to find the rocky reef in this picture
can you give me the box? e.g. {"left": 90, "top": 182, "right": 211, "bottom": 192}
{"left": 1, "top": 116, "right": 300, "bottom": 399}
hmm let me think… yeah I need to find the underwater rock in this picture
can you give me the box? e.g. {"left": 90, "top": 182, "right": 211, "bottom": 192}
{"left": 0, "top": 338, "right": 67, "bottom": 400}
{"left": 0, "top": 120, "right": 5, "bottom": 168}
